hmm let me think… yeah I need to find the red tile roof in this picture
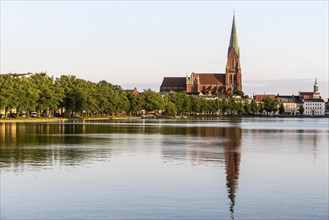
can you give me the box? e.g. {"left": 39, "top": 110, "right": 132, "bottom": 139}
{"left": 299, "top": 92, "right": 313, "bottom": 99}
{"left": 194, "top": 73, "right": 226, "bottom": 85}
{"left": 254, "top": 94, "right": 276, "bottom": 102}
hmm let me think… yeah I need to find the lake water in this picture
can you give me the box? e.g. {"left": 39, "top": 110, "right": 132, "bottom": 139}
{"left": 0, "top": 118, "right": 328, "bottom": 219}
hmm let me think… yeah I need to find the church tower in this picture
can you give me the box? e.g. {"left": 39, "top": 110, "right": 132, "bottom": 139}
{"left": 226, "top": 13, "right": 242, "bottom": 94}
{"left": 313, "top": 78, "right": 320, "bottom": 98}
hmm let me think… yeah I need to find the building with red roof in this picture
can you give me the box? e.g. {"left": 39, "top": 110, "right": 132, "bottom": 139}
{"left": 160, "top": 14, "right": 242, "bottom": 96}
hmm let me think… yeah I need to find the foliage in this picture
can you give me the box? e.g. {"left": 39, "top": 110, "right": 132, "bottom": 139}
{"left": 250, "top": 100, "right": 257, "bottom": 115}
{"left": 234, "top": 90, "right": 249, "bottom": 99}
{"left": 263, "top": 98, "right": 279, "bottom": 115}
{"left": 169, "top": 92, "right": 191, "bottom": 115}
{"left": 142, "top": 89, "right": 164, "bottom": 112}
{"left": 279, "top": 102, "right": 285, "bottom": 115}
{"left": 0, "top": 74, "right": 288, "bottom": 118}
{"left": 164, "top": 101, "right": 177, "bottom": 117}
{"left": 299, "top": 105, "right": 304, "bottom": 115}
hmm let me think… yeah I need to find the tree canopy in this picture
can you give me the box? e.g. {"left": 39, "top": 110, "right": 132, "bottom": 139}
{"left": 0, "top": 74, "right": 282, "bottom": 118}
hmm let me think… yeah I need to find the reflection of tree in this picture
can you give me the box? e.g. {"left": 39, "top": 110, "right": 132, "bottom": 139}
{"left": 0, "top": 123, "right": 116, "bottom": 170}
{"left": 1, "top": 121, "right": 243, "bottom": 218}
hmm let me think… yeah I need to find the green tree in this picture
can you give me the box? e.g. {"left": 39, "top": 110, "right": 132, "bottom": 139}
{"left": 115, "top": 90, "right": 130, "bottom": 114}
{"left": 299, "top": 105, "right": 304, "bottom": 115}
{"left": 164, "top": 101, "right": 177, "bottom": 117}
{"left": 16, "top": 77, "right": 39, "bottom": 115}
{"left": 250, "top": 100, "right": 257, "bottom": 115}
{"left": 0, "top": 75, "right": 17, "bottom": 116}
{"left": 126, "top": 91, "right": 143, "bottom": 115}
{"left": 32, "top": 75, "right": 64, "bottom": 117}
{"left": 279, "top": 102, "right": 285, "bottom": 115}
{"left": 234, "top": 90, "right": 244, "bottom": 97}
{"left": 220, "top": 99, "right": 229, "bottom": 115}
{"left": 169, "top": 92, "right": 191, "bottom": 115}
{"left": 58, "top": 75, "right": 84, "bottom": 117}
{"left": 264, "top": 98, "right": 279, "bottom": 115}
{"left": 142, "top": 89, "right": 164, "bottom": 112}
{"left": 263, "top": 98, "right": 272, "bottom": 115}
{"left": 236, "top": 101, "right": 245, "bottom": 115}
{"left": 243, "top": 101, "right": 251, "bottom": 115}
{"left": 227, "top": 98, "right": 237, "bottom": 115}
{"left": 190, "top": 96, "right": 201, "bottom": 114}
{"left": 258, "top": 102, "right": 265, "bottom": 114}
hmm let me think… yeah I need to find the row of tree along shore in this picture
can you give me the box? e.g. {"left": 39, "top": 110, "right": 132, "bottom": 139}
{"left": 0, "top": 74, "right": 303, "bottom": 118}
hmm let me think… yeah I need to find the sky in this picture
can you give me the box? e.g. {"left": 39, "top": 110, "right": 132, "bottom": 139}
{"left": 1, "top": 1, "right": 328, "bottom": 96}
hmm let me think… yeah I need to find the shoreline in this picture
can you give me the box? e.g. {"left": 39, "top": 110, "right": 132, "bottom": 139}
{"left": 0, "top": 115, "right": 327, "bottom": 123}
{"left": 0, "top": 116, "right": 141, "bottom": 123}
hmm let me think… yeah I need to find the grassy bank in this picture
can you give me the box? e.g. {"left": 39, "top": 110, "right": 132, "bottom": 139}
{"left": 0, "top": 116, "right": 141, "bottom": 123}
{"left": 0, "top": 118, "right": 69, "bottom": 123}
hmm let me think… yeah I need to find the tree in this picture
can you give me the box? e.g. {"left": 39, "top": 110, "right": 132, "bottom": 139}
{"left": 258, "top": 102, "right": 265, "bottom": 115}
{"left": 190, "top": 96, "right": 201, "bottom": 114}
{"left": 58, "top": 75, "right": 85, "bottom": 117}
{"left": 169, "top": 92, "right": 191, "bottom": 115}
{"left": 243, "top": 101, "right": 251, "bottom": 115}
{"left": 30, "top": 75, "right": 64, "bottom": 116}
{"left": 234, "top": 90, "right": 244, "bottom": 97}
{"left": 236, "top": 101, "right": 245, "bottom": 115}
{"left": 126, "top": 91, "right": 143, "bottom": 115}
{"left": 263, "top": 98, "right": 272, "bottom": 115}
{"left": 227, "top": 98, "right": 237, "bottom": 115}
{"left": 299, "top": 105, "right": 304, "bottom": 115}
{"left": 0, "top": 75, "right": 17, "bottom": 116}
{"left": 164, "top": 101, "right": 177, "bottom": 117}
{"left": 115, "top": 90, "right": 130, "bottom": 113}
{"left": 250, "top": 100, "right": 257, "bottom": 115}
{"left": 142, "top": 89, "right": 164, "bottom": 112}
{"left": 279, "top": 102, "right": 285, "bottom": 115}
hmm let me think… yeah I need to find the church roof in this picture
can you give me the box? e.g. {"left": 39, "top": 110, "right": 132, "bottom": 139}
{"left": 228, "top": 14, "right": 239, "bottom": 56}
{"left": 194, "top": 73, "right": 226, "bottom": 85}
{"left": 160, "top": 77, "right": 186, "bottom": 88}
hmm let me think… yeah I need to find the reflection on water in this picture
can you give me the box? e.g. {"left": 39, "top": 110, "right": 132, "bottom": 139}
{"left": 0, "top": 119, "right": 328, "bottom": 220}
{"left": 224, "top": 128, "right": 241, "bottom": 219}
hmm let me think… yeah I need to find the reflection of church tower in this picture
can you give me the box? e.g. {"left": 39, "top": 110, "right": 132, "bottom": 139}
{"left": 224, "top": 127, "right": 241, "bottom": 219}
{"left": 225, "top": 13, "right": 242, "bottom": 95}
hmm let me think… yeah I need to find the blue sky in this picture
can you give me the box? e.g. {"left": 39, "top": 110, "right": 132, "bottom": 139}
{"left": 1, "top": 1, "right": 328, "bottom": 96}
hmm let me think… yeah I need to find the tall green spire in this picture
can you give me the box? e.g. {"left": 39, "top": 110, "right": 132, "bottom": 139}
{"left": 228, "top": 13, "right": 239, "bottom": 56}
{"left": 314, "top": 78, "right": 319, "bottom": 93}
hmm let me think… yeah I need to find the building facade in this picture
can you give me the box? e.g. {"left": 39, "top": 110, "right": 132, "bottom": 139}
{"left": 276, "top": 95, "right": 302, "bottom": 115}
{"left": 160, "top": 14, "right": 242, "bottom": 96}
{"left": 300, "top": 78, "right": 325, "bottom": 116}
{"left": 303, "top": 99, "right": 325, "bottom": 116}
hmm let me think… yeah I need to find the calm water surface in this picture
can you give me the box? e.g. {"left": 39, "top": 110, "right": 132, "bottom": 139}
{"left": 0, "top": 118, "right": 328, "bottom": 219}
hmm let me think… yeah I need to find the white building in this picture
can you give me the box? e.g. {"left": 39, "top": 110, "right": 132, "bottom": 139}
{"left": 301, "top": 78, "right": 325, "bottom": 116}
{"left": 303, "top": 99, "right": 325, "bottom": 116}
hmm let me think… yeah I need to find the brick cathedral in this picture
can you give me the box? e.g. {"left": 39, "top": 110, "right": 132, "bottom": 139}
{"left": 160, "top": 14, "right": 242, "bottom": 96}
